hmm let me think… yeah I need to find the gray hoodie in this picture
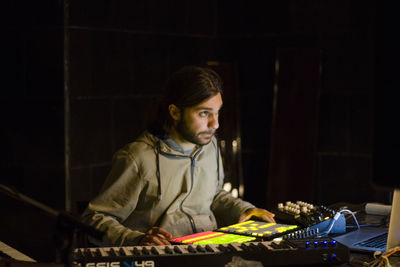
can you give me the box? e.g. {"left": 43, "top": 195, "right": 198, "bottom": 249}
{"left": 81, "top": 130, "right": 255, "bottom": 246}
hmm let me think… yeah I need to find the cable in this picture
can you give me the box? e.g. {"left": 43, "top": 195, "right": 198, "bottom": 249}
{"left": 318, "top": 208, "right": 360, "bottom": 237}
{"left": 365, "top": 246, "right": 400, "bottom": 267}
{"left": 339, "top": 208, "right": 360, "bottom": 230}
{"left": 320, "top": 212, "right": 342, "bottom": 236}
{"left": 381, "top": 247, "right": 400, "bottom": 267}
{"left": 347, "top": 224, "right": 380, "bottom": 228}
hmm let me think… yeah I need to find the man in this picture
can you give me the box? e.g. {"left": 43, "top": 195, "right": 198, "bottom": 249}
{"left": 82, "top": 66, "right": 275, "bottom": 246}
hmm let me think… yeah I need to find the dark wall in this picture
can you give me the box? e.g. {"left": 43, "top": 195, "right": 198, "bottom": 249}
{"left": 312, "top": 2, "right": 378, "bottom": 205}
{"left": 2, "top": 1, "right": 65, "bottom": 209}
{"left": 215, "top": 2, "right": 283, "bottom": 208}
{"left": 3, "top": 0, "right": 388, "bottom": 209}
{"left": 215, "top": 0, "right": 386, "bottom": 207}
{"left": 66, "top": 0, "right": 220, "bottom": 214}
{"left": 1, "top": 1, "right": 64, "bottom": 262}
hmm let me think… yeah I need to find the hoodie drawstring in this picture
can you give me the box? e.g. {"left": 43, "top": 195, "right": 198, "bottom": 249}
{"left": 155, "top": 141, "right": 162, "bottom": 201}
{"left": 155, "top": 138, "right": 220, "bottom": 201}
{"left": 216, "top": 138, "right": 221, "bottom": 189}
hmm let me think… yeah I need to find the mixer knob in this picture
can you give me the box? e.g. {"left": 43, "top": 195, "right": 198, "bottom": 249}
{"left": 284, "top": 206, "right": 289, "bottom": 211}
{"left": 173, "top": 246, "right": 183, "bottom": 254}
{"left": 143, "top": 247, "right": 151, "bottom": 255}
{"left": 205, "top": 245, "right": 213, "bottom": 252}
{"left": 188, "top": 245, "right": 196, "bottom": 253}
{"left": 165, "top": 246, "right": 173, "bottom": 254}
{"left": 132, "top": 247, "right": 140, "bottom": 256}
{"left": 197, "top": 245, "right": 206, "bottom": 252}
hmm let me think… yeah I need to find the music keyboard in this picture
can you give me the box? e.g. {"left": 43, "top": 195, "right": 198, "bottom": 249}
{"left": 73, "top": 238, "right": 349, "bottom": 267}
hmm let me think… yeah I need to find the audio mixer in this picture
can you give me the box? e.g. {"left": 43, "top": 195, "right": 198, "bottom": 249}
{"left": 273, "top": 200, "right": 346, "bottom": 234}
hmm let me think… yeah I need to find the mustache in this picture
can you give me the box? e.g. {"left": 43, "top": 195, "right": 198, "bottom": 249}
{"left": 199, "top": 130, "right": 216, "bottom": 135}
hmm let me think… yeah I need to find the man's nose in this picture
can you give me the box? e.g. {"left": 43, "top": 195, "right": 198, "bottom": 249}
{"left": 208, "top": 114, "right": 219, "bottom": 130}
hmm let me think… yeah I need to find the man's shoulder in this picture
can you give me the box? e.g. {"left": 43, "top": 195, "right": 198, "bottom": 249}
{"left": 207, "top": 135, "right": 219, "bottom": 150}
{"left": 119, "top": 131, "right": 157, "bottom": 156}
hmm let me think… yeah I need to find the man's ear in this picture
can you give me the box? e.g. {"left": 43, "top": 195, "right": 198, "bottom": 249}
{"left": 168, "top": 104, "right": 181, "bottom": 121}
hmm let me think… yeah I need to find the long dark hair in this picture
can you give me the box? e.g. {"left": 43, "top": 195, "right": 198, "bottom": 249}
{"left": 156, "top": 66, "right": 223, "bottom": 130}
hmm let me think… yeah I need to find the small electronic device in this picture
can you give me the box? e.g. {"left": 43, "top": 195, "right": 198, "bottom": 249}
{"left": 170, "top": 221, "right": 299, "bottom": 245}
{"left": 216, "top": 220, "right": 299, "bottom": 240}
{"left": 273, "top": 200, "right": 346, "bottom": 234}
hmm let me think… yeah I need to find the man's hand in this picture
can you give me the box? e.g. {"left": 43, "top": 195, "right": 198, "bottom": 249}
{"left": 139, "top": 227, "right": 173, "bottom": 246}
{"left": 238, "top": 208, "right": 276, "bottom": 223}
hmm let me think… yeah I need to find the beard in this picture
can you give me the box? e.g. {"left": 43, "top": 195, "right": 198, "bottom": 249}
{"left": 176, "top": 117, "right": 215, "bottom": 146}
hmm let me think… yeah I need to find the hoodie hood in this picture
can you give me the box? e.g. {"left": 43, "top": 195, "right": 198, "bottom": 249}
{"left": 136, "top": 123, "right": 206, "bottom": 201}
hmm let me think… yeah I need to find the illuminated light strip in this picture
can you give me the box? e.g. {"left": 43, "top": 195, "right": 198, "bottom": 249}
{"left": 228, "top": 223, "right": 253, "bottom": 229}
{"left": 217, "top": 221, "right": 299, "bottom": 238}
{"left": 234, "top": 220, "right": 255, "bottom": 226}
{"left": 276, "top": 227, "right": 291, "bottom": 233}
{"left": 259, "top": 223, "right": 276, "bottom": 229}
{"left": 171, "top": 231, "right": 216, "bottom": 242}
{"left": 193, "top": 234, "right": 257, "bottom": 245}
{"left": 182, "top": 232, "right": 225, "bottom": 243}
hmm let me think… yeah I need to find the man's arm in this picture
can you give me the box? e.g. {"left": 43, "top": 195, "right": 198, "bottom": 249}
{"left": 83, "top": 211, "right": 171, "bottom": 246}
{"left": 211, "top": 142, "right": 274, "bottom": 226}
{"left": 81, "top": 149, "right": 148, "bottom": 246}
{"left": 139, "top": 227, "right": 172, "bottom": 246}
{"left": 211, "top": 190, "right": 275, "bottom": 227}
{"left": 82, "top": 211, "right": 145, "bottom": 246}
{"left": 211, "top": 189, "right": 256, "bottom": 227}
{"left": 238, "top": 207, "right": 275, "bottom": 223}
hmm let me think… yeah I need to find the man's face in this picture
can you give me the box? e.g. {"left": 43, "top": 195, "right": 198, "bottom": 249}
{"left": 176, "top": 93, "right": 223, "bottom": 146}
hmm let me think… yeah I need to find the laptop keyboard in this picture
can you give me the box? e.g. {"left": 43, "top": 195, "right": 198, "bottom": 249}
{"left": 354, "top": 233, "right": 387, "bottom": 249}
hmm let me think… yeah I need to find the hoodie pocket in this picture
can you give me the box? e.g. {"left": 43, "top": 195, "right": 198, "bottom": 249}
{"left": 192, "top": 213, "right": 218, "bottom": 232}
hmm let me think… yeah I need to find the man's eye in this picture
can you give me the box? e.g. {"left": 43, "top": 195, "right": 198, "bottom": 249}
{"left": 199, "top": 111, "right": 208, "bottom": 117}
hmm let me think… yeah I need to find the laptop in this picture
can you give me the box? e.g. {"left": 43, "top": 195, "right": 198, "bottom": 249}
{"left": 333, "top": 226, "right": 388, "bottom": 252}
{"left": 334, "top": 189, "right": 400, "bottom": 253}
